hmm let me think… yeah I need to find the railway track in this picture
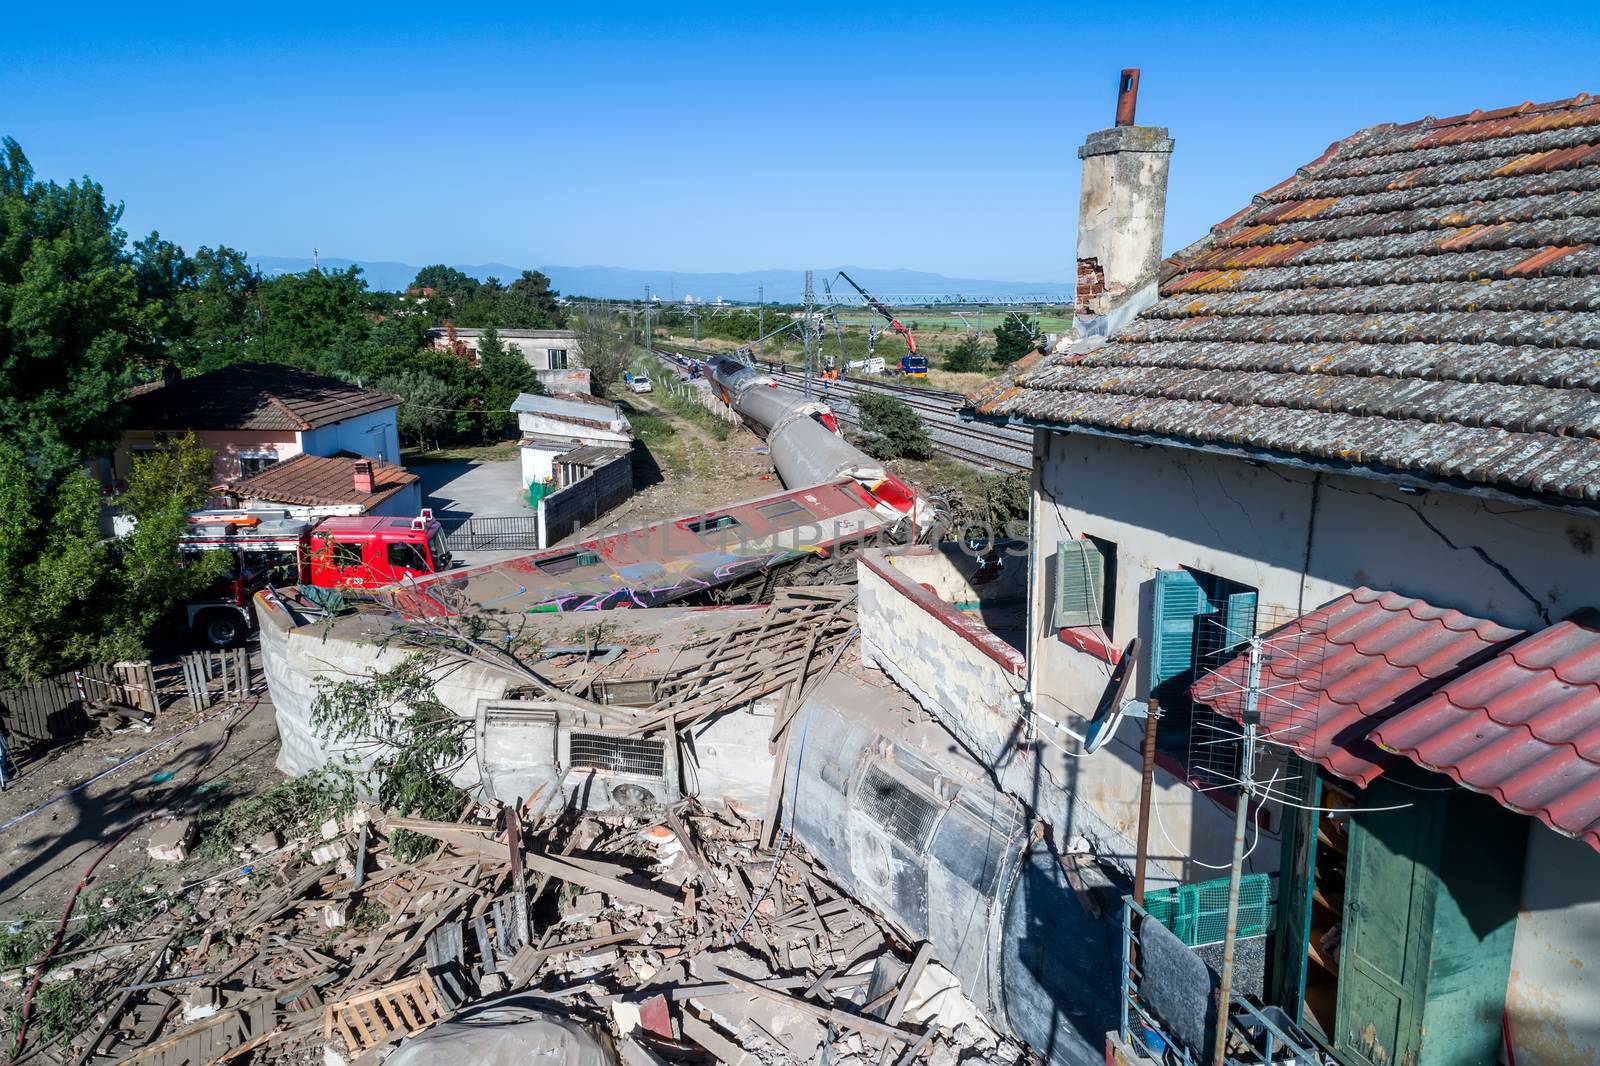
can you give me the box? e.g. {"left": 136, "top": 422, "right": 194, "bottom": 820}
{"left": 649, "top": 345, "right": 1032, "bottom": 473}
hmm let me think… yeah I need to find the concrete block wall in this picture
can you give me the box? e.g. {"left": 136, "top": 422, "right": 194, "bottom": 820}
{"left": 537, "top": 452, "right": 633, "bottom": 545}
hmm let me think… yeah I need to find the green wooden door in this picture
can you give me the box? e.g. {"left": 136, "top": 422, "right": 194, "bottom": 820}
{"left": 1335, "top": 786, "right": 1438, "bottom": 1066}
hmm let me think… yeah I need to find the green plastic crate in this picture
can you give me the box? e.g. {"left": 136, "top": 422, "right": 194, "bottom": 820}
{"left": 1143, "top": 873, "right": 1270, "bottom": 947}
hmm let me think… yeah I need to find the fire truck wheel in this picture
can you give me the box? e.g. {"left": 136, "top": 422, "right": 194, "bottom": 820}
{"left": 196, "top": 610, "right": 244, "bottom": 649}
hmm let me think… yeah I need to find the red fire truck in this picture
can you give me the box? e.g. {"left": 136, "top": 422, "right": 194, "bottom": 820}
{"left": 178, "top": 509, "right": 450, "bottom": 647}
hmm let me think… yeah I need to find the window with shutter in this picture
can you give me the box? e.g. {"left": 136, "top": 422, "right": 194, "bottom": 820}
{"left": 1053, "top": 539, "right": 1106, "bottom": 629}
{"left": 1150, "top": 569, "right": 1212, "bottom": 694}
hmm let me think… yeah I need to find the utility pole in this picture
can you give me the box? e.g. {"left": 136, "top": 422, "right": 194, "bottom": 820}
{"left": 644, "top": 286, "right": 654, "bottom": 352}
{"left": 690, "top": 308, "right": 700, "bottom": 344}
{"left": 757, "top": 281, "right": 765, "bottom": 345}
{"left": 802, "top": 271, "right": 815, "bottom": 400}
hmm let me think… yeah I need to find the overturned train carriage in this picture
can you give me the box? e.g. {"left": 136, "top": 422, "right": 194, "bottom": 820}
{"left": 785, "top": 672, "right": 1118, "bottom": 1066}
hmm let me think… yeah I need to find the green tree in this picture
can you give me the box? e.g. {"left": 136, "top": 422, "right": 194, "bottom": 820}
{"left": 942, "top": 335, "right": 989, "bottom": 373}
{"left": 855, "top": 393, "right": 933, "bottom": 461}
{"left": 103, "top": 433, "right": 230, "bottom": 659}
{"left": 0, "top": 444, "right": 109, "bottom": 683}
{"left": 0, "top": 137, "right": 156, "bottom": 484}
{"left": 992, "top": 312, "right": 1041, "bottom": 365}
{"left": 475, "top": 327, "right": 539, "bottom": 435}
{"left": 311, "top": 655, "right": 470, "bottom": 860}
{"left": 410, "top": 265, "right": 479, "bottom": 302}
{"left": 378, "top": 371, "right": 454, "bottom": 450}
{"left": 255, "top": 266, "right": 372, "bottom": 371}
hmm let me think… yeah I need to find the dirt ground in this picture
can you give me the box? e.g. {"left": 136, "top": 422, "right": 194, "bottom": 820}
{"left": 0, "top": 656, "right": 286, "bottom": 924}
{"left": 558, "top": 394, "right": 781, "bottom": 542}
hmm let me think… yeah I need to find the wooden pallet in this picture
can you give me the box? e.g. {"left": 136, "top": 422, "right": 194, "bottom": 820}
{"left": 323, "top": 974, "right": 443, "bottom": 1053}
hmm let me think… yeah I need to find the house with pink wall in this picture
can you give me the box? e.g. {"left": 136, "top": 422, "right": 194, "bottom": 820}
{"left": 118, "top": 364, "right": 402, "bottom": 487}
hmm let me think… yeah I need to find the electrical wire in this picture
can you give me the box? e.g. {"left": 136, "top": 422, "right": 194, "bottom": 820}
{"left": 1151, "top": 788, "right": 1261, "bottom": 871}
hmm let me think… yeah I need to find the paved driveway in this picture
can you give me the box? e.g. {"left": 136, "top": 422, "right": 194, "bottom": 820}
{"left": 413, "top": 458, "right": 534, "bottom": 566}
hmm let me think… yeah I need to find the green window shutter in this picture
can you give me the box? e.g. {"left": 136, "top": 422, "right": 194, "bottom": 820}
{"left": 1150, "top": 569, "right": 1212, "bottom": 689}
{"left": 1222, "top": 591, "right": 1258, "bottom": 653}
{"left": 1053, "top": 539, "right": 1105, "bottom": 629}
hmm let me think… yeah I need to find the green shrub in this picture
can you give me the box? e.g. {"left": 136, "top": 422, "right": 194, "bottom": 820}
{"left": 855, "top": 394, "right": 933, "bottom": 461}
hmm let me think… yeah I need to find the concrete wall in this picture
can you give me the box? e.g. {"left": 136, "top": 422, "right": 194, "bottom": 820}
{"left": 537, "top": 452, "right": 633, "bottom": 546}
{"left": 256, "top": 596, "right": 514, "bottom": 783}
{"left": 299, "top": 407, "right": 402, "bottom": 465}
{"left": 118, "top": 428, "right": 299, "bottom": 485}
{"left": 520, "top": 441, "right": 567, "bottom": 491}
{"left": 858, "top": 549, "right": 1027, "bottom": 768}
{"left": 537, "top": 368, "right": 592, "bottom": 395}
{"left": 1506, "top": 824, "right": 1600, "bottom": 1065}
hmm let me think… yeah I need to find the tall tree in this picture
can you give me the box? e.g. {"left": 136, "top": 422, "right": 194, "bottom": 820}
{"left": 255, "top": 266, "right": 371, "bottom": 370}
{"left": 104, "top": 434, "right": 230, "bottom": 660}
{"left": 0, "top": 443, "right": 108, "bottom": 683}
{"left": 476, "top": 327, "right": 539, "bottom": 435}
{"left": 992, "top": 312, "right": 1041, "bottom": 365}
{"left": 0, "top": 137, "right": 156, "bottom": 483}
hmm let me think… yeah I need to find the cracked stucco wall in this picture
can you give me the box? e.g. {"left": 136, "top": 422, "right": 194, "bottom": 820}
{"left": 1029, "top": 430, "right": 1600, "bottom": 1060}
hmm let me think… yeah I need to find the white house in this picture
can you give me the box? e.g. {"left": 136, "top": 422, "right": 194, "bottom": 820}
{"left": 511, "top": 392, "right": 632, "bottom": 493}
{"left": 427, "top": 327, "right": 591, "bottom": 395}
{"left": 840, "top": 88, "right": 1600, "bottom": 1065}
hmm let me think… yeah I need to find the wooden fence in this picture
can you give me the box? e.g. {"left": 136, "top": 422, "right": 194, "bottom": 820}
{"left": 0, "top": 660, "right": 160, "bottom": 753}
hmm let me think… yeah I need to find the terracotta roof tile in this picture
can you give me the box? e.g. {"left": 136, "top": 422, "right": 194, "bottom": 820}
{"left": 221, "top": 453, "right": 417, "bottom": 510}
{"left": 973, "top": 92, "right": 1600, "bottom": 504}
{"left": 126, "top": 363, "right": 399, "bottom": 432}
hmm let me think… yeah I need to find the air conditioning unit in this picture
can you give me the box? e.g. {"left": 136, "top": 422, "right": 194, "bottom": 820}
{"left": 475, "top": 700, "right": 677, "bottom": 814}
{"left": 560, "top": 729, "right": 675, "bottom": 812}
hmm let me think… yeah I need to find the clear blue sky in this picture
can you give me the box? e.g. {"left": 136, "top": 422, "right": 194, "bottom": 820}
{"left": 5, "top": 1, "right": 1598, "bottom": 283}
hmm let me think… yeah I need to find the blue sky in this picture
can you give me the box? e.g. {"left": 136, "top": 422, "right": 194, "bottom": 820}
{"left": 5, "top": 2, "right": 1598, "bottom": 282}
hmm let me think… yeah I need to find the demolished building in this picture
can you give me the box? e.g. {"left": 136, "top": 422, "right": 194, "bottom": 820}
{"left": 235, "top": 76, "right": 1600, "bottom": 1066}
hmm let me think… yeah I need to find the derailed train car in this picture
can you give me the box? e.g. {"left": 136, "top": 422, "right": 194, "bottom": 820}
{"left": 785, "top": 672, "right": 1119, "bottom": 1066}
{"left": 706, "top": 355, "right": 928, "bottom": 531}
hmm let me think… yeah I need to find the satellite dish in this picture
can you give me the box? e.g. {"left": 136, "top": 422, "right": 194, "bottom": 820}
{"left": 1080, "top": 637, "right": 1141, "bottom": 754}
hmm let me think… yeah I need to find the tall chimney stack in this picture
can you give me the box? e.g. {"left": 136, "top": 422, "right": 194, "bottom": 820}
{"left": 352, "top": 458, "right": 375, "bottom": 496}
{"left": 1076, "top": 68, "right": 1173, "bottom": 322}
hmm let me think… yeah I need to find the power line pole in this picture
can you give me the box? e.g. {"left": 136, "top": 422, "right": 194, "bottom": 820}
{"left": 802, "top": 271, "right": 815, "bottom": 400}
{"left": 757, "top": 281, "right": 765, "bottom": 343}
{"left": 644, "top": 286, "right": 653, "bottom": 352}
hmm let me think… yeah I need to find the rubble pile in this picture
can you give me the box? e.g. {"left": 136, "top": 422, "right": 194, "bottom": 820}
{"left": 9, "top": 793, "right": 1020, "bottom": 1066}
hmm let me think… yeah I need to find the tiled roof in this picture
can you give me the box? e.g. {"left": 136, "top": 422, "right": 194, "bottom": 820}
{"left": 972, "top": 93, "right": 1600, "bottom": 505}
{"left": 126, "top": 363, "right": 400, "bottom": 432}
{"left": 1371, "top": 610, "right": 1600, "bottom": 851}
{"left": 1191, "top": 587, "right": 1522, "bottom": 785}
{"left": 221, "top": 453, "right": 417, "bottom": 510}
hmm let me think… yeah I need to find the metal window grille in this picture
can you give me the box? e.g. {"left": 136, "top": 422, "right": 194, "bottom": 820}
{"left": 857, "top": 764, "right": 941, "bottom": 849}
{"left": 569, "top": 731, "right": 665, "bottom": 777}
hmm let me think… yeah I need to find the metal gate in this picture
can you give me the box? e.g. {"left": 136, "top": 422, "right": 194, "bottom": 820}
{"left": 444, "top": 515, "right": 541, "bottom": 551}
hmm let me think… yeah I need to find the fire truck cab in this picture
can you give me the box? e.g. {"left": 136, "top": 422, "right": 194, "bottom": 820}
{"left": 179, "top": 509, "right": 449, "bottom": 648}
{"left": 304, "top": 514, "right": 451, "bottom": 590}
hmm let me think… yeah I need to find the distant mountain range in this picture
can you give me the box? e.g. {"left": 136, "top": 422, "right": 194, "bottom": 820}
{"left": 250, "top": 256, "right": 1071, "bottom": 304}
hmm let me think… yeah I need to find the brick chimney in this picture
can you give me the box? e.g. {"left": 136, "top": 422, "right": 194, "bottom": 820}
{"left": 352, "top": 459, "right": 375, "bottom": 495}
{"left": 1075, "top": 69, "right": 1174, "bottom": 321}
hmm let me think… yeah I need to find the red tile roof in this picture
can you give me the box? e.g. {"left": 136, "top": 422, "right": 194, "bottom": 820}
{"left": 971, "top": 91, "right": 1600, "bottom": 505}
{"left": 1371, "top": 610, "right": 1600, "bottom": 851}
{"left": 221, "top": 453, "right": 417, "bottom": 510}
{"left": 126, "top": 363, "right": 400, "bottom": 432}
{"left": 1191, "top": 587, "right": 1523, "bottom": 786}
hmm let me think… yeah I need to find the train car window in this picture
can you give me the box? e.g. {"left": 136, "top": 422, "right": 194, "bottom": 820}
{"left": 536, "top": 549, "right": 602, "bottom": 575}
{"left": 685, "top": 515, "right": 740, "bottom": 534}
{"left": 755, "top": 499, "right": 808, "bottom": 521}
